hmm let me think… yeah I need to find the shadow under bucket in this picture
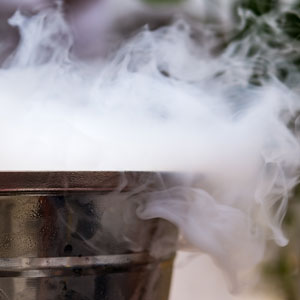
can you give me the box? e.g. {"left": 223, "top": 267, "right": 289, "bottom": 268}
{"left": 0, "top": 172, "right": 178, "bottom": 300}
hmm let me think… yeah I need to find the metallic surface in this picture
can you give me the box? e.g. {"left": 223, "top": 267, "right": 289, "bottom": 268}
{"left": 0, "top": 172, "right": 178, "bottom": 300}
{"left": 0, "top": 172, "right": 150, "bottom": 193}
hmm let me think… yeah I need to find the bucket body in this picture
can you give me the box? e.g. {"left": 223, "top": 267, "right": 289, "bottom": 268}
{"left": 0, "top": 172, "right": 178, "bottom": 300}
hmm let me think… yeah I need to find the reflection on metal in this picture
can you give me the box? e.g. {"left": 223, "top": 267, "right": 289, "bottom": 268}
{"left": 0, "top": 172, "right": 178, "bottom": 300}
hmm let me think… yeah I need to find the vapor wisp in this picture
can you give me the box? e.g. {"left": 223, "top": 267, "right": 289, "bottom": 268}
{"left": 0, "top": 1, "right": 299, "bottom": 291}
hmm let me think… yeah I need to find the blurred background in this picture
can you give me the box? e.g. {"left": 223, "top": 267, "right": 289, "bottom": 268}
{"left": 0, "top": 0, "right": 300, "bottom": 299}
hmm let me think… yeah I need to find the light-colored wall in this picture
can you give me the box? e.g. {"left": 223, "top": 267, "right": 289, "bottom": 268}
{"left": 170, "top": 252, "right": 280, "bottom": 300}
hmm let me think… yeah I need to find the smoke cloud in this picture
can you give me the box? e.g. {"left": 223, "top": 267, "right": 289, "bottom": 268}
{"left": 0, "top": 0, "right": 299, "bottom": 291}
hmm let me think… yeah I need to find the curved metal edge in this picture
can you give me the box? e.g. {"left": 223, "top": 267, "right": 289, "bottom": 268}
{"left": 0, "top": 253, "right": 176, "bottom": 278}
{"left": 0, "top": 171, "right": 181, "bottom": 194}
{"left": 0, "top": 172, "right": 151, "bottom": 193}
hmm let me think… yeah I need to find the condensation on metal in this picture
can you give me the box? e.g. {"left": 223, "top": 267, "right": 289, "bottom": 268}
{"left": 0, "top": 172, "right": 178, "bottom": 300}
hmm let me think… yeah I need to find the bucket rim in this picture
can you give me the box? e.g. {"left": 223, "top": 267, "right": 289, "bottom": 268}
{"left": 0, "top": 171, "right": 158, "bottom": 193}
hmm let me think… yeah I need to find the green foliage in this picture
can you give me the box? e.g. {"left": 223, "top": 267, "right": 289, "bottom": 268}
{"left": 239, "top": 0, "right": 278, "bottom": 15}
{"left": 221, "top": 1, "right": 300, "bottom": 88}
{"left": 262, "top": 196, "right": 300, "bottom": 300}
{"left": 278, "top": 11, "right": 300, "bottom": 39}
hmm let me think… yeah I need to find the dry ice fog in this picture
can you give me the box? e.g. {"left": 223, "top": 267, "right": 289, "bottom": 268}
{"left": 0, "top": 0, "right": 299, "bottom": 292}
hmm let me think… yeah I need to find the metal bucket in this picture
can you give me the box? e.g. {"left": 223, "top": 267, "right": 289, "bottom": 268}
{"left": 0, "top": 172, "right": 178, "bottom": 300}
